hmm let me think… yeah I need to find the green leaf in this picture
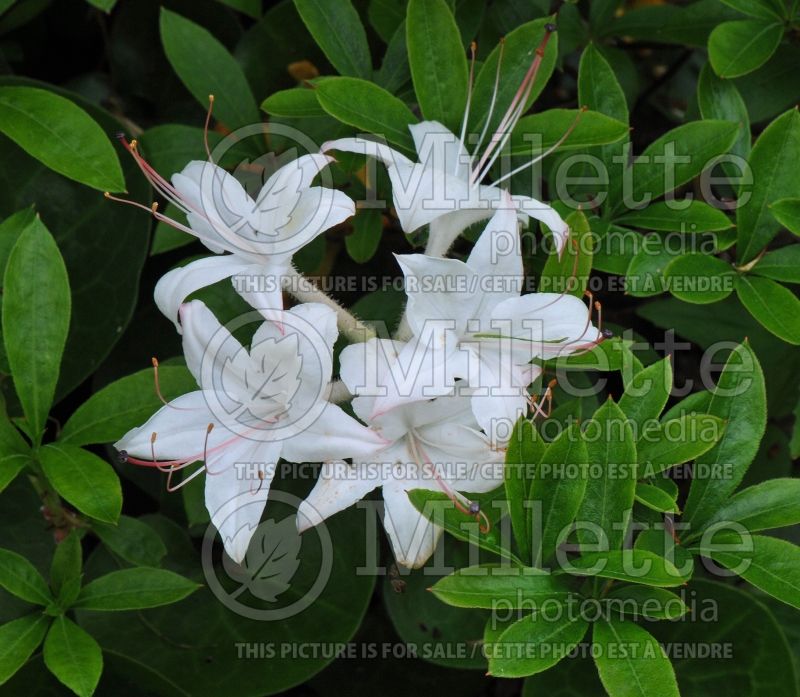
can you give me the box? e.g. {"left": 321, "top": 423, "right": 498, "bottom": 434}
{"left": 505, "top": 418, "right": 544, "bottom": 564}
{"left": 488, "top": 613, "right": 589, "bottom": 678}
{"left": 86, "top": 0, "right": 117, "bottom": 12}
{"left": 634, "top": 528, "right": 694, "bottom": 577}
{"left": 345, "top": 208, "right": 382, "bottom": 263}
{"left": 692, "top": 479, "right": 800, "bottom": 537}
{"left": 576, "top": 399, "right": 637, "bottom": 551}
{"left": 754, "top": 244, "right": 800, "bottom": 283}
{"left": 593, "top": 618, "right": 680, "bottom": 697}
{"left": 0, "top": 548, "right": 53, "bottom": 605}
{"left": 771, "top": 198, "right": 800, "bottom": 235}
{"left": 0, "top": 86, "right": 124, "bottom": 193}
{"left": 38, "top": 445, "right": 122, "bottom": 524}
{"left": 705, "top": 534, "right": 800, "bottom": 610}
{"left": 406, "top": 0, "right": 467, "bottom": 132}
{"left": 709, "top": 20, "right": 783, "bottom": 78}
{"left": 407, "top": 489, "right": 523, "bottom": 565}
{"left": 430, "top": 565, "right": 572, "bottom": 609}
{"left": 58, "top": 365, "right": 196, "bottom": 447}
{"left": 0, "top": 614, "right": 50, "bottom": 686}
{"left": 294, "top": 0, "right": 372, "bottom": 79}
{"left": 159, "top": 9, "right": 259, "bottom": 129}
{"left": 468, "top": 18, "right": 558, "bottom": 137}
{"left": 735, "top": 275, "right": 800, "bottom": 344}
{"left": 539, "top": 209, "right": 593, "bottom": 297}
{"left": 49, "top": 533, "right": 82, "bottom": 600}
{"left": 560, "top": 549, "right": 689, "bottom": 587}
{"left": 376, "top": 20, "right": 410, "bottom": 94}
{"left": 737, "top": 109, "right": 800, "bottom": 263}
{"left": 261, "top": 87, "right": 325, "bottom": 118}
{"left": 605, "top": 586, "right": 688, "bottom": 620}
{"left": 315, "top": 76, "right": 417, "bottom": 153}
{"left": 616, "top": 201, "right": 732, "bottom": 233}
{"left": 638, "top": 413, "right": 725, "bottom": 477}
{"left": 43, "top": 616, "right": 102, "bottom": 697}
{"left": 618, "top": 357, "right": 672, "bottom": 440}
{"left": 697, "top": 62, "right": 751, "bottom": 175}
{"left": 509, "top": 109, "right": 629, "bottom": 156}
{"left": 0, "top": 408, "right": 30, "bottom": 493}
{"left": 92, "top": 516, "right": 167, "bottom": 568}
{"left": 662, "top": 253, "right": 735, "bottom": 304}
{"left": 718, "top": 0, "right": 786, "bottom": 20}
{"left": 74, "top": 567, "right": 200, "bottom": 611}
{"left": 530, "top": 424, "right": 588, "bottom": 565}
{"left": 578, "top": 43, "right": 628, "bottom": 123}
{"left": 2, "top": 217, "right": 70, "bottom": 443}
{"left": 610, "top": 121, "right": 739, "bottom": 217}
{"left": 635, "top": 483, "right": 679, "bottom": 514}
{"left": 684, "top": 341, "right": 766, "bottom": 528}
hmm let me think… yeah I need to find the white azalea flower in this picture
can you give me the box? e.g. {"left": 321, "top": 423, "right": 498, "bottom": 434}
{"left": 298, "top": 338, "right": 504, "bottom": 568}
{"left": 114, "top": 300, "right": 386, "bottom": 563}
{"left": 373, "top": 205, "right": 602, "bottom": 442}
{"left": 114, "top": 138, "right": 354, "bottom": 330}
{"left": 321, "top": 26, "right": 568, "bottom": 258}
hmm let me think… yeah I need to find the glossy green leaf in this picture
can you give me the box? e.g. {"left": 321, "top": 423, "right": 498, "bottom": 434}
{"left": 58, "top": 365, "right": 196, "bottom": 447}
{"left": 0, "top": 547, "right": 53, "bottom": 605}
{"left": 618, "top": 357, "right": 672, "bottom": 440}
{"left": 697, "top": 62, "right": 751, "bottom": 174}
{"left": 530, "top": 423, "right": 588, "bottom": 565}
{"left": 468, "top": 18, "right": 558, "bottom": 137}
{"left": 735, "top": 275, "right": 800, "bottom": 344}
{"left": 376, "top": 20, "right": 410, "bottom": 93}
{"left": 406, "top": 0, "right": 467, "bottom": 132}
{"left": 38, "top": 444, "right": 122, "bottom": 524}
{"left": 610, "top": 121, "right": 739, "bottom": 217}
{"left": 92, "top": 516, "right": 167, "bottom": 567}
{"left": 0, "top": 86, "right": 124, "bottom": 192}
{"left": 691, "top": 478, "right": 800, "bottom": 538}
{"left": 488, "top": 613, "right": 588, "bottom": 678}
{"left": 0, "top": 614, "right": 50, "bottom": 686}
{"left": 160, "top": 8, "right": 260, "bottom": 129}
{"left": 634, "top": 483, "right": 679, "bottom": 514}
{"left": 709, "top": 20, "right": 783, "bottom": 78}
{"left": 771, "top": 198, "right": 800, "bottom": 235}
{"left": 737, "top": 109, "right": 800, "bottom": 262}
{"left": 753, "top": 244, "right": 800, "bottom": 283}
{"left": 505, "top": 417, "right": 544, "bottom": 564}
{"left": 663, "top": 252, "right": 735, "bottom": 304}
{"left": 315, "top": 76, "right": 417, "bottom": 153}
{"left": 49, "top": 533, "right": 82, "bottom": 600}
{"left": 509, "top": 109, "right": 629, "bottom": 156}
{"left": 430, "top": 565, "right": 571, "bottom": 609}
{"left": 345, "top": 208, "right": 382, "bottom": 263}
{"left": 261, "top": 88, "right": 325, "bottom": 118}
{"left": 578, "top": 43, "right": 628, "bottom": 123}
{"left": 0, "top": 408, "right": 30, "bottom": 494}
{"left": 718, "top": 0, "right": 786, "bottom": 19}
{"left": 407, "top": 489, "right": 522, "bottom": 565}
{"left": 705, "top": 534, "right": 800, "bottom": 610}
{"left": 2, "top": 217, "right": 70, "bottom": 442}
{"left": 605, "top": 586, "right": 688, "bottom": 620}
{"left": 74, "top": 567, "right": 200, "bottom": 611}
{"left": 617, "top": 201, "right": 732, "bottom": 233}
{"left": 43, "top": 616, "right": 102, "bottom": 697}
{"left": 576, "top": 399, "right": 637, "bottom": 551}
{"left": 638, "top": 413, "right": 725, "bottom": 477}
{"left": 593, "top": 618, "right": 680, "bottom": 697}
{"left": 294, "top": 0, "right": 372, "bottom": 79}
{"left": 560, "top": 549, "right": 689, "bottom": 587}
{"left": 684, "top": 342, "right": 766, "bottom": 528}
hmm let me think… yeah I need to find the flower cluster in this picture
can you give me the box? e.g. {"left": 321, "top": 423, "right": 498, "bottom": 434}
{"left": 113, "top": 101, "right": 600, "bottom": 568}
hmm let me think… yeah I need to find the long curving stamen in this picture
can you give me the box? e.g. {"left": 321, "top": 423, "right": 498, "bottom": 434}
{"left": 472, "top": 38, "right": 505, "bottom": 161}
{"left": 470, "top": 24, "right": 556, "bottom": 186}
{"left": 491, "top": 106, "right": 586, "bottom": 186}
{"left": 204, "top": 94, "right": 216, "bottom": 164}
{"left": 454, "top": 42, "right": 478, "bottom": 177}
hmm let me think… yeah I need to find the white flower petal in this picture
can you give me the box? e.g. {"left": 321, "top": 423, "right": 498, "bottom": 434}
{"left": 408, "top": 120, "right": 471, "bottom": 179}
{"left": 513, "top": 194, "right": 569, "bottom": 257}
{"left": 382, "top": 480, "right": 443, "bottom": 569}
{"left": 154, "top": 255, "right": 252, "bottom": 331}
